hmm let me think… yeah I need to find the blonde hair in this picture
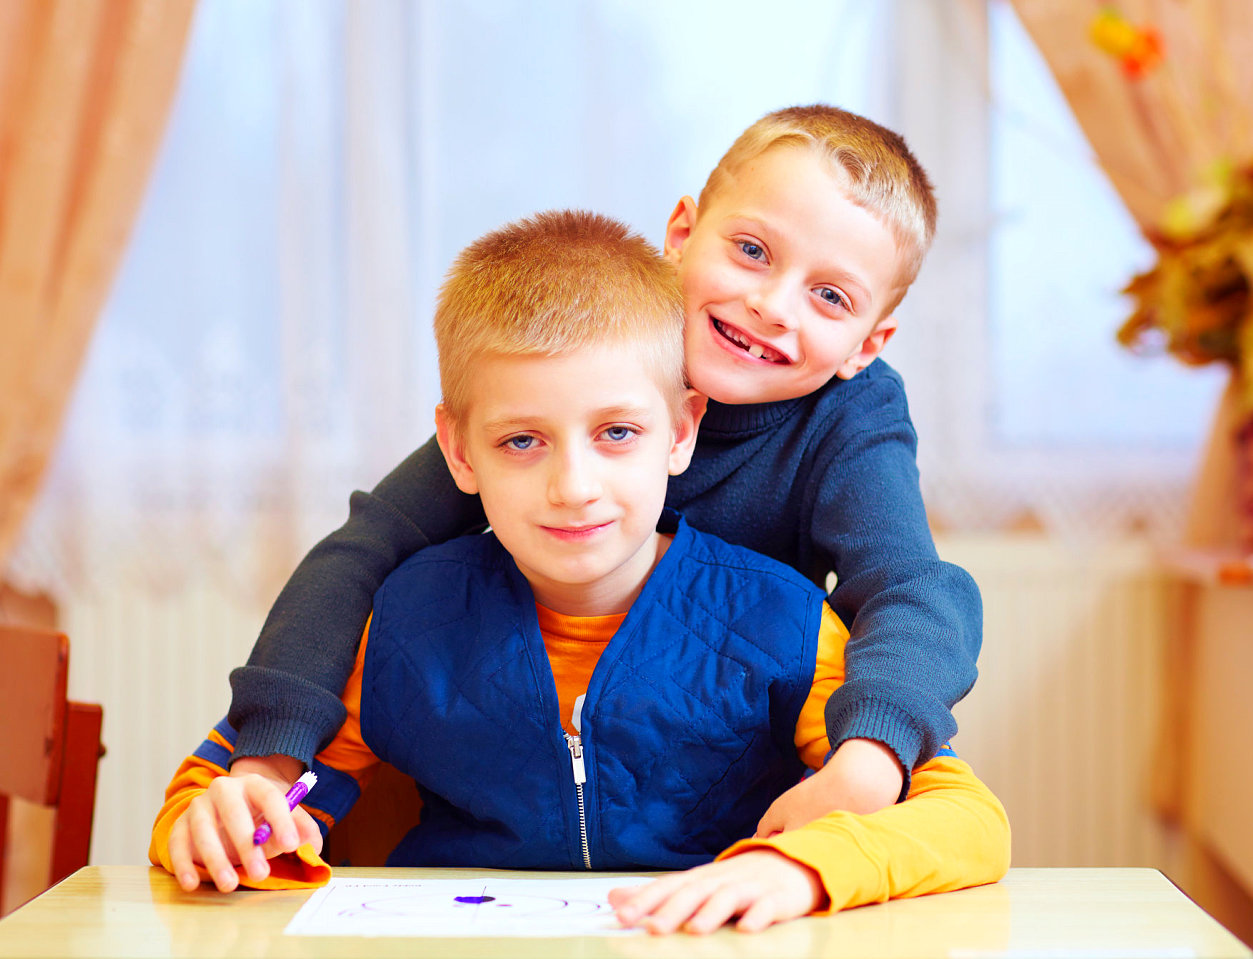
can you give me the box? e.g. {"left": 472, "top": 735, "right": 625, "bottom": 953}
{"left": 700, "top": 104, "right": 937, "bottom": 291}
{"left": 435, "top": 210, "right": 685, "bottom": 421}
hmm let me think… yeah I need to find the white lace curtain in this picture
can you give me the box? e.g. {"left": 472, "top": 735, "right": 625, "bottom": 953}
{"left": 5, "top": 0, "right": 1222, "bottom": 605}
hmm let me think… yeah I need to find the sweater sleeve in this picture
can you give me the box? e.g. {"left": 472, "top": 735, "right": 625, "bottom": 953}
{"left": 151, "top": 629, "right": 379, "bottom": 890}
{"left": 227, "top": 436, "right": 487, "bottom": 765}
{"left": 812, "top": 369, "right": 982, "bottom": 790}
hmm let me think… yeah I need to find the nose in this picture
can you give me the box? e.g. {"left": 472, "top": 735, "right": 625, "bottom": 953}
{"left": 745, "top": 277, "right": 796, "bottom": 330}
{"left": 548, "top": 445, "right": 602, "bottom": 508}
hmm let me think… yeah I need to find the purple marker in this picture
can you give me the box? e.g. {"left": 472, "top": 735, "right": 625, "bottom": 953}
{"left": 253, "top": 770, "right": 318, "bottom": 846}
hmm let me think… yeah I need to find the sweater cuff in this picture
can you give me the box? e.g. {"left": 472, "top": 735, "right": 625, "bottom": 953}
{"left": 228, "top": 667, "right": 348, "bottom": 768}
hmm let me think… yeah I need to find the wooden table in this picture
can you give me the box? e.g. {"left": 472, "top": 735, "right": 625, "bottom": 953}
{"left": 0, "top": 866, "right": 1248, "bottom": 958}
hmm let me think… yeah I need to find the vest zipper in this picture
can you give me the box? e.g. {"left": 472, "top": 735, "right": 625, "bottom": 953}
{"left": 564, "top": 732, "right": 592, "bottom": 869}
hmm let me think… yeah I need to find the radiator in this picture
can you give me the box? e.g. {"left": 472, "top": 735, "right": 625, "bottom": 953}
{"left": 61, "top": 583, "right": 265, "bottom": 868}
{"left": 942, "top": 534, "right": 1178, "bottom": 869}
{"left": 61, "top": 535, "right": 1180, "bottom": 870}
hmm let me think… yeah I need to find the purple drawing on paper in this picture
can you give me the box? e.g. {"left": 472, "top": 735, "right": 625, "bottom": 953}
{"left": 290, "top": 877, "right": 653, "bottom": 936}
{"left": 345, "top": 891, "right": 605, "bottom": 919}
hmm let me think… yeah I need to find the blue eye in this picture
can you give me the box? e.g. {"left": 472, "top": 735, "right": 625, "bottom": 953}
{"left": 604, "top": 426, "right": 633, "bottom": 442}
{"left": 504, "top": 435, "right": 535, "bottom": 451}
{"left": 817, "top": 287, "right": 849, "bottom": 310}
{"left": 738, "top": 241, "right": 765, "bottom": 261}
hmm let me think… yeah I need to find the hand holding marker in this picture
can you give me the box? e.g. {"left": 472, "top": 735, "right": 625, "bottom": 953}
{"left": 253, "top": 771, "right": 317, "bottom": 845}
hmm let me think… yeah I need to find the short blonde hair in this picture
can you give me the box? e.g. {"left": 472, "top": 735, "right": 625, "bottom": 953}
{"left": 435, "top": 210, "right": 685, "bottom": 421}
{"left": 700, "top": 104, "right": 937, "bottom": 291}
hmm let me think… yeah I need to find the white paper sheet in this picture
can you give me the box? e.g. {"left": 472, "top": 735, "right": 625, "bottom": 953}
{"left": 284, "top": 875, "right": 655, "bottom": 937}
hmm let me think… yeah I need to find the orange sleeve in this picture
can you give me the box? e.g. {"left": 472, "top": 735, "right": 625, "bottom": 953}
{"left": 721, "top": 753, "right": 1011, "bottom": 913}
{"left": 146, "top": 729, "right": 332, "bottom": 889}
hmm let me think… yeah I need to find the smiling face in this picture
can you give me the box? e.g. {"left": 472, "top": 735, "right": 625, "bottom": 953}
{"left": 435, "top": 343, "right": 704, "bottom": 616}
{"left": 665, "top": 144, "right": 906, "bottom": 405}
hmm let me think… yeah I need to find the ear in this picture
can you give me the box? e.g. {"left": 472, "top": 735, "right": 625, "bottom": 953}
{"left": 663, "top": 196, "right": 699, "bottom": 265}
{"left": 435, "top": 404, "right": 480, "bottom": 495}
{"left": 835, "top": 315, "right": 897, "bottom": 380}
{"left": 667, "top": 389, "right": 708, "bottom": 476}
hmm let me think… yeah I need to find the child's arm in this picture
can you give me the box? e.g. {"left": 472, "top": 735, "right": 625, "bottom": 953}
{"left": 748, "top": 378, "right": 978, "bottom": 824}
{"left": 815, "top": 369, "right": 981, "bottom": 793}
{"left": 227, "top": 437, "right": 486, "bottom": 766}
{"left": 611, "top": 753, "right": 1010, "bottom": 934}
{"left": 153, "top": 630, "right": 379, "bottom": 892}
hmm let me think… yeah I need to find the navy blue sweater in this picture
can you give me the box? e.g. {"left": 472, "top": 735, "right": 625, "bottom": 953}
{"left": 228, "top": 360, "right": 981, "bottom": 794}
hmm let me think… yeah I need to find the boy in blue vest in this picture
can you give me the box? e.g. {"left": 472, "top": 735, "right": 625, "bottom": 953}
{"left": 152, "top": 210, "right": 1010, "bottom": 935}
{"left": 225, "top": 105, "right": 981, "bottom": 833}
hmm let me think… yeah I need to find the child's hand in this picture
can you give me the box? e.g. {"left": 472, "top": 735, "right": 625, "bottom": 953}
{"left": 166, "top": 757, "right": 322, "bottom": 893}
{"left": 609, "top": 850, "right": 825, "bottom": 934}
{"left": 755, "top": 738, "right": 903, "bottom": 837}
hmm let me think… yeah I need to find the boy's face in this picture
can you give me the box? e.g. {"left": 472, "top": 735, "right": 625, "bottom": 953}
{"left": 665, "top": 144, "right": 905, "bottom": 405}
{"left": 436, "top": 343, "right": 705, "bottom": 616}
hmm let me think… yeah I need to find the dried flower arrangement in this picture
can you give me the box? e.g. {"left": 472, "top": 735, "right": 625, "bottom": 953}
{"left": 1117, "top": 160, "right": 1253, "bottom": 555}
{"left": 1117, "top": 161, "right": 1253, "bottom": 414}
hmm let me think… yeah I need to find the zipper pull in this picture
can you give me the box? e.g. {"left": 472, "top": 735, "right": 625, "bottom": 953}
{"left": 563, "top": 731, "right": 593, "bottom": 869}
{"left": 565, "top": 733, "right": 586, "bottom": 785}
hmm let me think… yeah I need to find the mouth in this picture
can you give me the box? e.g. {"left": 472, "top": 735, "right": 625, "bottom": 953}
{"left": 712, "top": 318, "right": 789, "bottom": 364}
{"left": 543, "top": 522, "right": 612, "bottom": 541}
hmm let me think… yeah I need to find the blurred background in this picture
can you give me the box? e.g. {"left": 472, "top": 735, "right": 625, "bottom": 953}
{"left": 2, "top": 0, "right": 1249, "bottom": 942}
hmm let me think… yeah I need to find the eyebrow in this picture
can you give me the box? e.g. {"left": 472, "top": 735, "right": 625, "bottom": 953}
{"left": 596, "top": 405, "right": 657, "bottom": 421}
{"left": 479, "top": 405, "right": 658, "bottom": 434}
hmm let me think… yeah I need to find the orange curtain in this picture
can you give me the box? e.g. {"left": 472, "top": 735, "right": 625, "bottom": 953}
{"left": 1008, "top": 0, "right": 1253, "bottom": 550}
{"left": 1006, "top": 0, "right": 1253, "bottom": 230}
{"left": 0, "top": 0, "right": 196, "bottom": 567}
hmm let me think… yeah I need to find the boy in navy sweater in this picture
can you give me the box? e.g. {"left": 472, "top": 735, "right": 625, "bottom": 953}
{"left": 228, "top": 104, "right": 981, "bottom": 831}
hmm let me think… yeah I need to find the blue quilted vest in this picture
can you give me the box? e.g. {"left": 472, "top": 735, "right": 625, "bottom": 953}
{"left": 359, "top": 512, "right": 824, "bottom": 870}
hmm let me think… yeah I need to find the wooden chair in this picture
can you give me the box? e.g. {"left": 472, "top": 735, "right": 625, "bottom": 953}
{"left": 0, "top": 624, "right": 104, "bottom": 908}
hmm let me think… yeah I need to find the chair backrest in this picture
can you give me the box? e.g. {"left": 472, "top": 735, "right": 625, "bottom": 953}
{"left": 0, "top": 624, "right": 104, "bottom": 907}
